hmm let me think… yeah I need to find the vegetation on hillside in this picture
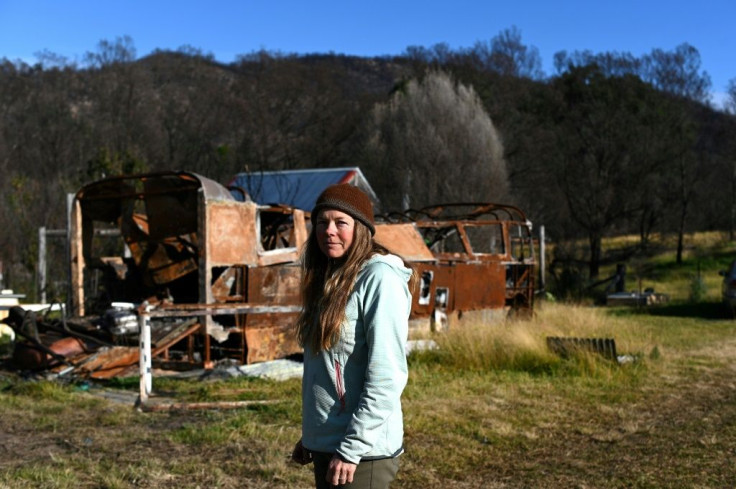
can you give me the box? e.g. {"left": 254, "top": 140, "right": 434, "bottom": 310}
{"left": 2, "top": 29, "right": 736, "bottom": 299}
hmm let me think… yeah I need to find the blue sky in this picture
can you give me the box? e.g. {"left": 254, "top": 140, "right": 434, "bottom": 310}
{"left": 1, "top": 0, "right": 734, "bottom": 106}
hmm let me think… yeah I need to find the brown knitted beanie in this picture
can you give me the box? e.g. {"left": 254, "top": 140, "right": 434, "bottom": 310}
{"left": 312, "top": 184, "right": 375, "bottom": 235}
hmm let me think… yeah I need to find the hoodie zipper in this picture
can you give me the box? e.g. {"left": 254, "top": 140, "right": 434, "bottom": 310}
{"left": 334, "top": 359, "right": 346, "bottom": 414}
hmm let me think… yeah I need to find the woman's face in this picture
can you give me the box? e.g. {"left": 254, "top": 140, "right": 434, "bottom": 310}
{"left": 315, "top": 209, "right": 355, "bottom": 259}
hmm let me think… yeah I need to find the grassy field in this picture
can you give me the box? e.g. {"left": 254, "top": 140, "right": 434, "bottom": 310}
{"left": 1, "top": 236, "right": 735, "bottom": 488}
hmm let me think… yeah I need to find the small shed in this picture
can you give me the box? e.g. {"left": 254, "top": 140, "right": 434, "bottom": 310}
{"left": 227, "top": 167, "right": 380, "bottom": 212}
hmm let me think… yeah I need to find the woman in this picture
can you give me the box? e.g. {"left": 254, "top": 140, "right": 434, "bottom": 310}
{"left": 292, "top": 183, "right": 416, "bottom": 488}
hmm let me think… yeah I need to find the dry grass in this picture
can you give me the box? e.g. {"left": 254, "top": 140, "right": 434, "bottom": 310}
{"left": 415, "top": 302, "right": 655, "bottom": 377}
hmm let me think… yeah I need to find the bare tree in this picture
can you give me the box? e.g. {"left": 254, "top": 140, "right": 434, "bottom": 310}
{"left": 83, "top": 35, "right": 137, "bottom": 68}
{"left": 81, "top": 36, "right": 153, "bottom": 172}
{"left": 362, "top": 70, "right": 508, "bottom": 210}
{"left": 553, "top": 44, "right": 712, "bottom": 104}
{"left": 642, "top": 44, "right": 711, "bottom": 262}
{"left": 553, "top": 50, "right": 641, "bottom": 78}
{"left": 642, "top": 43, "right": 712, "bottom": 103}
{"left": 490, "top": 26, "right": 544, "bottom": 80}
{"left": 725, "top": 79, "right": 736, "bottom": 239}
{"left": 551, "top": 65, "right": 675, "bottom": 277}
{"left": 232, "top": 51, "right": 373, "bottom": 174}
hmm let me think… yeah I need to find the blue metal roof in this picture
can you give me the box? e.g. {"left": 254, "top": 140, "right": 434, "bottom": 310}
{"left": 227, "top": 167, "right": 379, "bottom": 211}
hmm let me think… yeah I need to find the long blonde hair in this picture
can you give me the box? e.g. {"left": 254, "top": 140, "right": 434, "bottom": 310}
{"left": 296, "top": 220, "right": 416, "bottom": 353}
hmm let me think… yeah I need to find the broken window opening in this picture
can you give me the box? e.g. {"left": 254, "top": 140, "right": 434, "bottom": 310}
{"left": 435, "top": 287, "right": 449, "bottom": 309}
{"left": 464, "top": 224, "right": 505, "bottom": 255}
{"left": 423, "top": 226, "right": 465, "bottom": 254}
{"left": 418, "top": 271, "right": 434, "bottom": 306}
{"left": 510, "top": 224, "right": 533, "bottom": 262}
{"left": 257, "top": 209, "right": 298, "bottom": 253}
{"left": 211, "top": 266, "right": 245, "bottom": 302}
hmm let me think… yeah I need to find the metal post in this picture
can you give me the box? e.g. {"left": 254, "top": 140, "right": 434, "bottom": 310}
{"left": 38, "top": 227, "right": 47, "bottom": 303}
{"left": 138, "top": 311, "right": 152, "bottom": 404}
{"left": 539, "top": 225, "right": 546, "bottom": 293}
{"left": 66, "top": 193, "right": 74, "bottom": 313}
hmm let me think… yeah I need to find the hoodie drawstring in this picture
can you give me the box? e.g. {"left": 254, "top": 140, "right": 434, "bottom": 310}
{"left": 335, "top": 359, "right": 346, "bottom": 414}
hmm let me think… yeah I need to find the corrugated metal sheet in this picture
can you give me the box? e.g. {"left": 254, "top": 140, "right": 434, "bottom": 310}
{"left": 227, "top": 167, "right": 379, "bottom": 211}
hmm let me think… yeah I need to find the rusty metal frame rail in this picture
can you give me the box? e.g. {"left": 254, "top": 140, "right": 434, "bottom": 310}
{"left": 137, "top": 302, "right": 301, "bottom": 407}
{"left": 377, "top": 202, "right": 529, "bottom": 224}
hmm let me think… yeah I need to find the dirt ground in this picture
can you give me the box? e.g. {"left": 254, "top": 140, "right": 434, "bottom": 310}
{"left": 462, "top": 339, "right": 736, "bottom": 488}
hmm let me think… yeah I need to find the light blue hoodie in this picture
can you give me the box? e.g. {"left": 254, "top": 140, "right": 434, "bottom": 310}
{"left": 301, "top": 253, "right": 412, "bottom": 464}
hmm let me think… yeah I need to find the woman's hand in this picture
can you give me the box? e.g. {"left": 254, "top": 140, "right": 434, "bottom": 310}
{"left": 290, "top": 439, "right": 312, "bottom": 465}
{"left": 326, "top": 454, "right": 357, "bottom": 486}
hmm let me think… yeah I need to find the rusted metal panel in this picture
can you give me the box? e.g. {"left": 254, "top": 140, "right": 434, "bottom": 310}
{"left": 451, "top": 262, "right": 506, "bottom": 311}
{"left": 207, "top": 202, "right": 259, "bottom": 266}
{"left": 410, "top": 265, "right": 454, "bottom": 318}
{"left": 244, "top": 266, "right": 302, "bottom": 363}
{"left": 246, "top": 266, "right": 301, "bottom": 304}
{"left": 244, "top": 314, "right": 301, "bottom": 364}
{"left": 374, "top": 223, "right": 435, "bottom": 262}
{"left": 404, "top": 261, "right": 510, "bottom": 330}
{"left": 137, "top": 302, "right": 302, "bottom": 365}
{"left": 257, "top": 249, "right": 301, "bottom": 267}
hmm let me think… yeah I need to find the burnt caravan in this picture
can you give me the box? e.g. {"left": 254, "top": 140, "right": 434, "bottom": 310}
{"left": 70, "top": 171, "right": 306, "bottom": 367}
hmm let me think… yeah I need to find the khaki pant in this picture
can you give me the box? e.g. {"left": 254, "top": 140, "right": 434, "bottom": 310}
{"left": 311, "top": 451, "right": 400, "bottom": 489}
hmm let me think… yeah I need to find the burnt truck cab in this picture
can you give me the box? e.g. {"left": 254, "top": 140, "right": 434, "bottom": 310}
{"left": 70, "top": 172, "right": 535, "bottom": 368}
{"left": 374, "top": 203, "right": 535, "bottom": 333}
